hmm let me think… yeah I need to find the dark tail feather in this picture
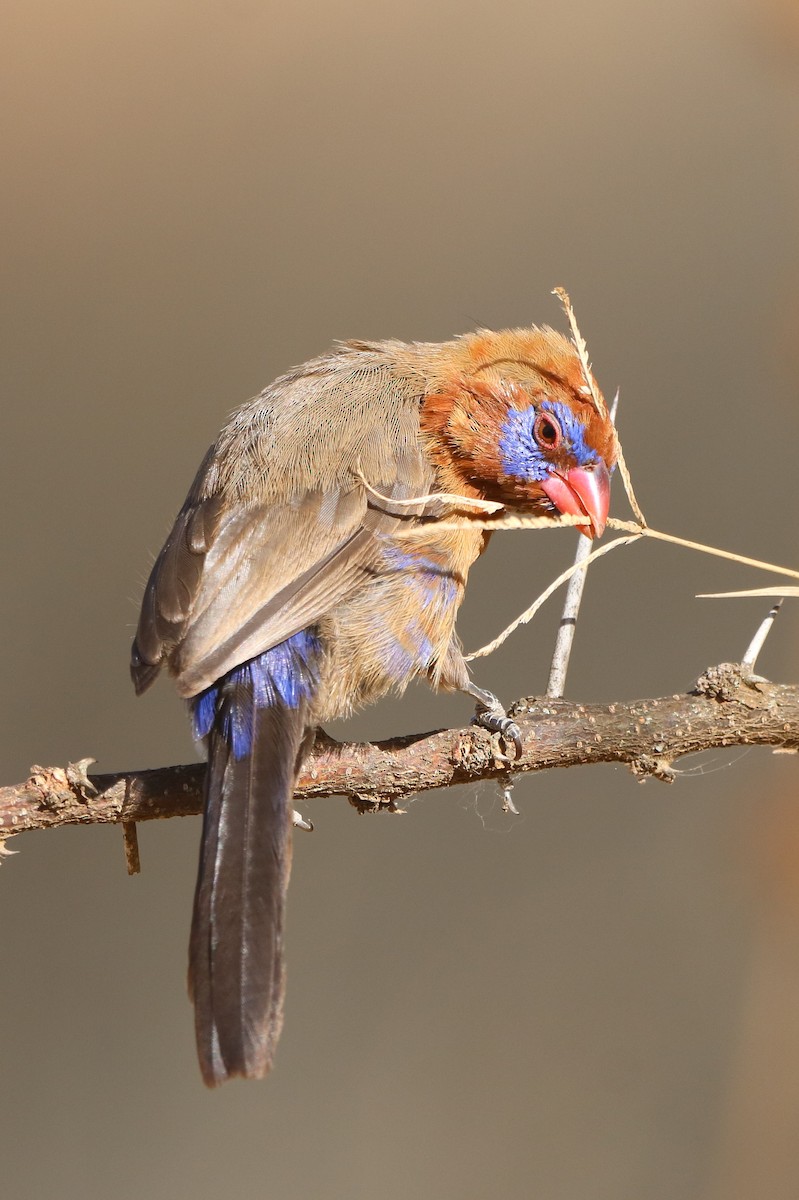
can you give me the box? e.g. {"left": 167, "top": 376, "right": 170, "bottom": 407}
{"left": 189, "top": 701, "right": 309, "bottom": 1086}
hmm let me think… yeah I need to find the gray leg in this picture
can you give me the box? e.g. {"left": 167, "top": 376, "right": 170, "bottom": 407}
{"left": 433, "top": 640, "right": 523, "bottom": 759}
{"left": 464, "top": 682, "right": 523, "bottom": 760}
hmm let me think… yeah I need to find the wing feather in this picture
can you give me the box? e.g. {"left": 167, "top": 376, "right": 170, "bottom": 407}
{"left": 131, "top": 346, "right": 433, "bottom": 698}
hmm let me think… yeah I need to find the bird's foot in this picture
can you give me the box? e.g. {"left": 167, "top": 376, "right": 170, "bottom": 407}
{"left": 292, "top": 810, "right": 314, "bottom": 832}
{"left": 469, "top": 688, "right": 523, "bottom": 761}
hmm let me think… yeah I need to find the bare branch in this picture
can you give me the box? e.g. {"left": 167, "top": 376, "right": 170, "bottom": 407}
{"left": 1, "top": 665, "right": 797, "bottom": 850}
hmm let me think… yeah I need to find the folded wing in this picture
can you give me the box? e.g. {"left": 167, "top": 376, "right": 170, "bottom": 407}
{"left": 131, "top": 347, "right": 433, "bottom": 698}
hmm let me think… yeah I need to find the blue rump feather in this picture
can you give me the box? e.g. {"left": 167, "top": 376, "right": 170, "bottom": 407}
{"left": 192, "top": 628, "right": 321, "bottom": 759}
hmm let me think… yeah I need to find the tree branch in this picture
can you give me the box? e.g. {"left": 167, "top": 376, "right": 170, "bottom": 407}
{"left": 1, "top": 664, "right": 797, "bottom": 853}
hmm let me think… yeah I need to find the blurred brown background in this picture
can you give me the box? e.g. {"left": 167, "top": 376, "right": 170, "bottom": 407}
{"left": 3, "top": 1, "right": 799, "bottom": 1197}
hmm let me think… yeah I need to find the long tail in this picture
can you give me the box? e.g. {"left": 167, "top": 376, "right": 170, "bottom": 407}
{"left": 188, "top": 633, "right": 319, "bottom": 1086}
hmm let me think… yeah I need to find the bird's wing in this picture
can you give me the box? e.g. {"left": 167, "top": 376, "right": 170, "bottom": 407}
{"left": 131, "top": 348, "right": 433, "bottom": 698}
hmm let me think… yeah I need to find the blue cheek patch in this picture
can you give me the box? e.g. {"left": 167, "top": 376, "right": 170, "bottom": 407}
{"left": 191, "top": 627, "right": 322, "bottom": 759}
{"left": 498, "top": 407, "right": 548, "bottom": 482}
{"left": 498, "top": 401, "right": 600, "bottom": 482}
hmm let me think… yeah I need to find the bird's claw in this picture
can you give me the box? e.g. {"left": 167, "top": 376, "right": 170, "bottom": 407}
{"left": 471, "top": 697, "right": 523, "bottom": 760}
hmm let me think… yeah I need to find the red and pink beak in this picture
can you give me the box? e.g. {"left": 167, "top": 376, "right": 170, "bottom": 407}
{"left": 540, "top": 462, "right": 611, "bottom": 539}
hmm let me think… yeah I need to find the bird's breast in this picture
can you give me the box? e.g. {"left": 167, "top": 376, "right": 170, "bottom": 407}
{"left": 313, "top": 526, "right": 485, "bottom": 719}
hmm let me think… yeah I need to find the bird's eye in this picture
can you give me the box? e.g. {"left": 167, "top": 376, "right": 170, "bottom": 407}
{"left": 533, "top": 412, "right": 562, "bottom": 450}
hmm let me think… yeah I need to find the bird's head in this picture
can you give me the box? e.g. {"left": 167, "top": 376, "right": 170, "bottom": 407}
{"left": 420, "top": 327, "right": 617, "bottom": 538}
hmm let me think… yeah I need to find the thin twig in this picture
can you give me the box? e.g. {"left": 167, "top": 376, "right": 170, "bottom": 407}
{"left": 741, "top": 600, "right": 784, "bottom": 675}
{"left": 122, "top": 822, "right": 141, "bottom": 875}
{"left": 545, "top": 535, "right": 593, "bottom": 698}
{"left": 546, "top": 390, "right": 620, "bottom": 698}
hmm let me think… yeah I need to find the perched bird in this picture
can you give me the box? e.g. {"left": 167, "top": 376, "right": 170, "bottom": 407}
{"left": 131, "top": 326, "right": 616, "bottom": 1086}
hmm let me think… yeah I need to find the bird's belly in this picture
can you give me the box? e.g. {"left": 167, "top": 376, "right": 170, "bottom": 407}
{"left": 313, "top": 533, "right": 481, "bottom": 720}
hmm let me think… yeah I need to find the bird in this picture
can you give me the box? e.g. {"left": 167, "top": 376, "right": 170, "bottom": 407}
{"left": 131, "top": 325, "right": 617, "bottom": 1086}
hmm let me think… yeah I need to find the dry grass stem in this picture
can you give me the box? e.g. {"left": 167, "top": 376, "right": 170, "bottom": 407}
{"left": 552, "top": 287, "right": 609, "bottom": 421}
{"left": 401, "top": 512, "right": 592, "bottom": 535}
{"left": 607, "top": 521, "right": 799, "bottom": 581}
{"left": 698, "top": 587, "right": 799, "bottom": 598}
{"left": 466, "top": 518, "right": 799, "bottom": 664}
{"left": 553, "top": 287, "right": 647, "bottom": 527}
{"left": 356, "top": 472, "right": 503, "bottom": 514}
{"left": 465, "top": 534, "right": 641, "bottom": 661}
